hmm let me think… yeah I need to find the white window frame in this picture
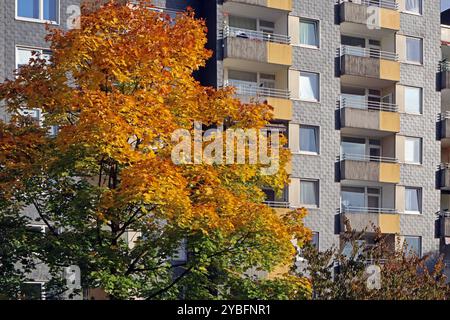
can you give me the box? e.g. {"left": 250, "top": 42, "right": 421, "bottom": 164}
{"left": 21, "top": 281, "right": 46, "bottom": 300}
{"left": 15, "top": 0, "right": 60, "bottom": 25}
{"left": 404, "top": 85, "right": 423, "bottom": 115}
{"left": 403, "top": 0, "right": 422, "bottom": 16}
{"left": 15, "top": 45, "right": 52, "bottom": 70}
{"left": 402, "top": 235, "right": 422, "bottom": 257}
{"left": 299, "top": 179, "right": 319, "bottom": 208}
{"left": 340, "top": 186, "right": 382, "bottom": 210}
{"left": 15, "top": 46, "right": 58, "bottom": 136}
{"left": 404, "top": 136, "right": 422, "bottom": 165}
{"left": 404, "top": 36, "right": 423, "bottom": 65}
{"left": 299, "top": 18, "right": 320, "bottom": 49}
{"left": 299, "top": 71, "right": 320, "bottom": 102}
{"left": 299, "top": 125, "right": 320, "bottom": 155}
{"left": 404, "top": 187, "right": 422, "bottom": 215}
{"left": 27, "top": 224, "right": 48, "bottom": 233}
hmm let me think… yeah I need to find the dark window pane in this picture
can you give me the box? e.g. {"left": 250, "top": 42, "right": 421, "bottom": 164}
{"left": 20, "top": 283, "right": 43, "bottom": 300}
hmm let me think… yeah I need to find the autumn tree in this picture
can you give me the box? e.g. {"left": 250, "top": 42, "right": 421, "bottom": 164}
{"left": 300, "top": 231, "right": 450, "bottom": 300}
{"left": 0, "top": 1, "right": 311, "bottom": 299}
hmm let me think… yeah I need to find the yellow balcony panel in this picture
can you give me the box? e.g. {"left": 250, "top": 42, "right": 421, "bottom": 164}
{"left": 379, "top": 162, "right": 400, "bottom": 184}
{"left": 341, "top": 211, "right": 399, "bottom": 234}
{"left": 379, "top": 110, "right": 400, "bottom": 133}
{"left": 379, "top": 214, "right": 400, "bottom": 234}
{"left": 284, "top": 158, "right": 292, "bottom": 175}
{"left": 274, "top": 208, "right": 291, "bottom": 216}
{"left": 267, "top": 42, "right": 292, "bottom": 66}
{"left": 379, "top": 59, "right": 400, "bottom": 82}
{"left": 340, "top": 2, "right": 399, "bottom": 31}
{"left": 225, "top": 0, "right": 292, "bottom": 11}
{"left": 267, "top": 0, "right": 292, "bottom": 11}
{"left": 266, "top": 97, "right": 292, "bottom": 121}
{"left": 380, "top": 8, "right": 400, "bottom": 31}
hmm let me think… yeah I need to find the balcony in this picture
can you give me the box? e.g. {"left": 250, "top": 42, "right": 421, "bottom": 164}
{"left": 339, "top": 96, "right": 400, "bottom": 133}
{"left": 339, "top": 0, "right": 400, "bottom": 31}
{"left": 340, "top": 154, "right": 400, "bottom": 184}
{"left": 440, "top": 112, "right": 450, "bottom": 141}
{"left": 440, "top": 61, "right": 450, "bottom": 90}
{"left": 225, "top": 79, "right": 292, "bottom": 120}
{"left": 439, "top": 164, "right": 450, "bottom": 190}
{"left": 340, "top": 207, "right": 400, "bottom": 234}
{"left": 223, "top": 0, "right": 292, "bottom": 11}
{"left": 263, "top": 187, "right": 290, "bottom": 215}
{"left": 439, "top": 212, "right": 450, "bottom": 238}
{"left": 340, "top": 46, "right": 400, "bottom": 85}
{"left": 223, "top": 26, "right": 292, "bottom": 67}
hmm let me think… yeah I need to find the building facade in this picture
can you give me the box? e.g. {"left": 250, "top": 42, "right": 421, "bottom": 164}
{"left": 181, "top": 0, "right": 444, "bottom": 263}
{"left": 4, "top": 0, "right": 450, "bottom": 298}
{"left": 0, "top": 0, "right": 82, "bottom": 299}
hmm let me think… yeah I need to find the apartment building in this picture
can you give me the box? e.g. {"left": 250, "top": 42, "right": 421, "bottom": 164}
{"left": 167, "top": 0, "right": 443, "bottom": 266}
{"left": 4, "top": 0, "right": 449, "bottom": 298}
{"left": 0, "top": 0, "right": 82, "bottom": 300}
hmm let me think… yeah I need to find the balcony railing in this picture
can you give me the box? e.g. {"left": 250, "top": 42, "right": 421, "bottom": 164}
{"left": 223, "top": 26, "right": 291, "bottom": 45}
{"left": 341, "top": 153, "right": 398, "bottom": 163}
{"left": 264, "top": 201, "right": 290, "bottom": 208}
{"left": 339, "top": 95, "right": 398, "bottom": 112}
{"left": 224, "top": 80, "right": 290, "bottom": 99}
{"left": 439, "top": 112, "right": 450, "bottom": 120}
{"left": 341, "top": 207, "right": 398, "bottom": 214}
{"left": 339, "top": 0, "right": 398, "bottom": 10}
{"left": 440, "top": 60, "right": 450, "bottom": 72}
{"left": 340, "top": 45, "right": 398, "bottom": 62}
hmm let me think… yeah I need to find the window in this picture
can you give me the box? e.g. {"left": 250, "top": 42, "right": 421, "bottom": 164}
{"left": 405, "top": 36, "right": 423, "bottom": 64}
{"left": 229, "top": 16, "right": 257, "bottom": 30}
{"left": 299, "top": 72, "right": 319, "bottom": 102}
{"left": 20, "top": 282, "right": 45, "bottom": 300}
{"left": 405, "top": 0, "right": 422, "bottom": 15}
{"left": 299, "top": 125, "right": 319, "bottom": 154}
{"left": 404, "top": 137, "right": 422, "bottom": 164}
{"left": 300, "top": 19, "right": 319, "bottom": 48}
{"left": 300, "top": 179, "right": 319, "bottom": 207}
{"left": 341, "top": 137, "right": 381, "bottom": 161}
{"left": 341, "top": 186, "right": 381, "bottom": 212}
{"left": 403, "top": 236, "right": 421, "bottom": 257}
{"left": 404, "top": 86, "right": 422, "bottom": 114}
{"left": 16, "top": 0, "right": 59, "bottom": 23}
{"left": 16, "top": 47, "right": 52, "bottom": 70}
{"left": 311, "top": 232, "right": 319, "bottom": 249}
{"left": 405, "top": 187, "right": 421, "bottom": 214}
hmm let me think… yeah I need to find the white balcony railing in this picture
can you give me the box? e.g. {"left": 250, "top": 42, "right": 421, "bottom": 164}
{"left": 339, "top": 95, "right": 398, "bottom": 112}
{"left": 264, "top": 201, "right": 290, "bottom": 208}
{"left": 341, "top": 153, "right": 398, "bottom": 163}
{"left": 440, "top": 60, "right": 450, "bottom": 72}
{"left": 224, "top": 80, "right": 290, "bottom": 99}
{"left": 341, "top": 206, "right": 398, "bottom": 214}
{"left": 339, "top": 0, "right": 398, "bottom": 10}
{"left": 340, "top": 45, "right": 398, "bottom": 62}
{"left": 439, "top": 111, "right": 450, "bottom": 120}
{"left": 223, "top": 26, "right": 291, "bottom": 45}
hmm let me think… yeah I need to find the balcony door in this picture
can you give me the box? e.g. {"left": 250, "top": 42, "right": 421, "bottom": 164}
{"left": 341, "top": 137, "right": 381, "bottom": 162}
{"left": 341, "top": 186, "right": 382, "bottom": 213}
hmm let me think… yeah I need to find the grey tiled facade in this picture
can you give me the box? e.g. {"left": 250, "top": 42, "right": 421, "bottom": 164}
{"left": 3, "top": 0, "right": 450, "bottom": 298}
{"left": 196, "top": 0, "right": 446, "bottom": 260}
